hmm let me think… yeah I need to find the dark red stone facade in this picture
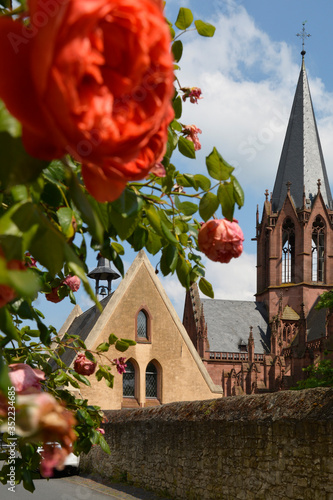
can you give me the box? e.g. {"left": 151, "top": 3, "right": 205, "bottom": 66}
{"left": 183, "top": 184, "right": 333, "bottom": 396}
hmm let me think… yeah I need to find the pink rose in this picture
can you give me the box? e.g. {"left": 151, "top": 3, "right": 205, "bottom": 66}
{"left": 0, "top": 0, "right": 174, "bottom": 203}
{"left": 149, "top": 162, "right": 166, "bottom": 178}
{"left": 96, "top": 427, "right": 105, "bottom": 435}
{"left": 182, "top": 125, "right": 202, "bottom": 151}
{"left": 74, "top": 353, "right": 96, "bottom": 376}
{"left": 113, "top": 357, "right": 127, "bottom": 375}
{"left": 9, "top": 364, "right": 45, "bottom": 394}
{"left": 198, "top": 219, "right": 244, "bottom": 263}
{"left": 14, "top": 392, "right": 77, "bottom": 477}
{"left": 63, "top": 275, "right": 81, "bottom": 292}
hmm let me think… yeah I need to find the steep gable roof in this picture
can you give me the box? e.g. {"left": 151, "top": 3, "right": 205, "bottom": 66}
{"left": 201, "top": 299, "right": 270, "bottom": 354}
{"left": 271, "top": 57, "right": 332, "bottom": 212}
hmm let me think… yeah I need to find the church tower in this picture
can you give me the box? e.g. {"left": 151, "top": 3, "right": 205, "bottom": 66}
{"left": 255, "top": 49, "right": 333, "bottom": 357}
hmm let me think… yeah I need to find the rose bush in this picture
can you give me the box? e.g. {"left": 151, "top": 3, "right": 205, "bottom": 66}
{"left": 0, "top": 251, "right": 26, "bottom": 307}
{"left": 198, "top": 219, "right": 244, "bottom": 263}
{"left": 0, "top": 0, "right": 174, "bottom": 202}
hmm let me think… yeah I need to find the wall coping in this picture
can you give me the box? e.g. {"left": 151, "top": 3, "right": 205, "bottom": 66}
{"left": 103, "top": 387, "right": 333, "bottom": 424}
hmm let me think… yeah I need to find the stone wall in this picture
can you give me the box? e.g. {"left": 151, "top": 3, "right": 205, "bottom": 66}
{"left": 81, "top": 388, "right": 333, "bottom": 500}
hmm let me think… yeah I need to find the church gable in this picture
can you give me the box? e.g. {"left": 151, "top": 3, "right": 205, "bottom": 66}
{"left": 61, "top": 251, "right": 221, "bottom": 410}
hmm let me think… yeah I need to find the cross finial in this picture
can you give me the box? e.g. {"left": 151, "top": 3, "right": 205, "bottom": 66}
{"left": 264, "top": 189, "right": 269, "bottom": 201}
{"left": 317, "top": 178, "right": 321, "bottom": 192}
{"left": 297, "top": 21, "right": 311, "bottom": 58}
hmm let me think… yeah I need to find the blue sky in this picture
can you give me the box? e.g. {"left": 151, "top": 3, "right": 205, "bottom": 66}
{"left": 37, "top": 0, "right": 333, "bottom": 330}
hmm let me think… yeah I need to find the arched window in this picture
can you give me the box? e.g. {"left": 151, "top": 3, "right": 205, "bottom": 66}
{"left": 123, "top": 360, "right": 135, "bottom": 398}
{"left": 312, "top": 216, "right": 325, "bottom": 282}
{"left": 282, "top": 218, "right": 295, "bottom": 283}
{"left": 137, "top": 310, "right": 148, "bottom": 340}
{"left": 145, "top": 362, "right": 157, "bottom": 399}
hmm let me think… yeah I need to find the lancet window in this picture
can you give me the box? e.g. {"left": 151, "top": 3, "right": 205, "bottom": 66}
{"left": 145, "top": 362, "right": 158, "bottom": 399}
{"left": 312, "top": 216, "right": 325, "bottom": 282}
{"left": 137, "top": 310, "right": 148, "bottom": 339}
{"left": 123, "top": 360, "right": 135, "bottom": 398}
{"left": 282, "top": 218, "right": 295, "bottom": 283}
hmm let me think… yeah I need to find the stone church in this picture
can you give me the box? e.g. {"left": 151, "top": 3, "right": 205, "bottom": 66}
{"left": 183, "top": 52, "right": 333, "bottom": 396}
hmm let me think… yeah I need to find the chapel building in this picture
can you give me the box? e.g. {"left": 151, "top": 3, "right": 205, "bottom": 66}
{"left": 183, "top": 52, "right": 333, "bottom": 396}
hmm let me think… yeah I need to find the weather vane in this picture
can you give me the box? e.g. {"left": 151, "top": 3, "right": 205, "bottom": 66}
{"left": 296, "top": 21, "right": 311, "bottom": 57}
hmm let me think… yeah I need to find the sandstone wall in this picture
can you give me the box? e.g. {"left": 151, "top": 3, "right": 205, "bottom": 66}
{"left": 81, "top": 388, "right": 333, "bottom": 500}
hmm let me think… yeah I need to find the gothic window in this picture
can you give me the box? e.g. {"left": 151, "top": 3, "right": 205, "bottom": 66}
{"left": 312, "top": 216, "right": 325, "bottom": 282}
{"left": 282, "top": 218, "right": 295, "bottom": 283}
{"left": 137, "top": 310, "right": 148, "bottom": 340}
{"left": 123, "top": 360, "right": 135, "bottom": 398}
{"left": 145, "top": 362, "right": 158, "bottom": 399}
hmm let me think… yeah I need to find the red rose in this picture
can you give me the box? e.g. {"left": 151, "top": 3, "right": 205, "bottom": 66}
{"left": 45, "top": 286, "right": 62, "bottom": 303}
{"left": 74, "top": 353, "right": 96, "bottom": 376}
{"left": 198, "top": 219, "right": 244, "bottom": 263}
{"left": 0, "top": 0, "right": 174, "bottom": 202}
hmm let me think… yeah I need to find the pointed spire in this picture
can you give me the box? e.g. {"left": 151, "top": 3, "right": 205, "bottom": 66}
{"left": 271, "top": 55, "right": 333, "bottom": 212}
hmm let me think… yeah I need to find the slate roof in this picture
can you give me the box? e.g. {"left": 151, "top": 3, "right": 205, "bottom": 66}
{"left": 271, "top": 57, "right": 333, "bottom": 212}
{"left": 306, "top": 299, "right": 327, "bottom": 342}
{"left": 201, "top": 299, "right": 270, "bottom": 354}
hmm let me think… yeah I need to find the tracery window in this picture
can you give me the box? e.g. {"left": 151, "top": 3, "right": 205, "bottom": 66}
{"left": 312, "top": 216, "right": 325, "bottom": 282}
{"left": 145, "top": 362, "right": 157, "bottom": 399}
{"left": 282, "top": 218, "right": 295, "bottom": 283}
{"left": 123, "top": 360, "right": 135, "bottom": 398}
{"left": 137, "top": 310, "right": 148, "bottom": 339}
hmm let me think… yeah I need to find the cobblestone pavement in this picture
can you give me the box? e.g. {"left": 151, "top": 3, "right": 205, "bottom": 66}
{"left": 66, "top": 474, "right": 173, "bottom": 500}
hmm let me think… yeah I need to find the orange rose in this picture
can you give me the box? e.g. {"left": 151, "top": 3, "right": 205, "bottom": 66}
{"left": 0, "top": 0, "right": 174, "bottom": 202}
{"left": 198, "top": 219, "right": 244, "bottom": 263}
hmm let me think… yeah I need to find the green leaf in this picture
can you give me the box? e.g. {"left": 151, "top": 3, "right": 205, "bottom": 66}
{"left": 231, "top": 175, "right": 245, "bottom": 208}
{"left": 175, "top": 7, "right": 194, "bottom": 30}
{"left": 199, "top": 277, "right": 214, "bottom": 298}
{"left": 67, "top": 169, "right": 104, "bottom": 244}
{"left": 194, "top": 174, "right": 211, "bottom": 191}
{"left": 0, "top": 99, "right": 21, "bottom": 137}
{"left": 97, "top": 342, "right": 109, "bottom": 352}
{"left": 161, "top": 221, "right": 178, "bottom": 245}
{"left": 109, "top": 208, "right": 140, "bottom": 240}
{"left": 173, "top": 96, "right": 182, "bottom": 120}
{"left": 146, "top": 230, "right": 162, "bottom": 255}
{"left": 199, "top": 192, "right": 219, "bottom": 222}
{"left": 172, "top": 40, "right": 183, "bottom": 62}
{"left": 160, "top": 245, "right": 178, "bottom": 276}
{"left": 120, "top": 338, "right": 136, "bottom": 346}
{"left": 57, "top": 207, "right": 75, "bottom": 240}
{"left": 22, "top": 469, "right": 35, "bottom": 494}
{"left": 176, "top": 201, "right": 198, "bottom": 216}
{"left": 108, "top": 333, "right": 118, "bottom": 345}
{"left": 0, "top": 132, "right": 48, "bottom": 189}
{"left": 112, "top": 188, "right": 143, "bottom": 218}
{"left": 194, "top": 20, "right": 216, "bottom": 37}
{"left": 115, "top": 340, "right": 131, "bottom": 352}
{"left": 40, "top": 182, "right": 63, "bottom": 208}
{"left": 99, "top": 435, "right": 111, "bottom": 454}
{"left": 218, "top": 183, "right": 235, "bottom": 221}
{"left": 71, "top": 371, "right": 91, "bottom": 386}
{"left": 206, "top": 147, "right": 234, "bottom": 181}
{"left": 178, "top": 136, "right": 196, "bottom": 159}
{"left": 85, "top": 351, "right": 96, "bottom": 363}
{"left": 176, "top": 255, "right": 191, "bottom": 288}
{"left": 145, "top": 205, "right": 162, "bottom": 236}
{"left": 0, "top": 355, "right": 12, "bottom": 395}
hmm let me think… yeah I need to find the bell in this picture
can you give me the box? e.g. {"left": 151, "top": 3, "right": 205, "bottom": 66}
{"left": 87, "top": 253, "right": 120, "bottom": 297}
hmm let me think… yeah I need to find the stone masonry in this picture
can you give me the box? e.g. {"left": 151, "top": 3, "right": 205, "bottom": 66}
{"left": 81, "top": 388, "right": 333, "bottom": 500}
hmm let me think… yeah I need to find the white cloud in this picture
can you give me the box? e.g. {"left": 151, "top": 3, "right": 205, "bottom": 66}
{"left": 173, "top": 3, "right": 333, "bottom": 193}
{"left": 202, "top": 252, "right": 256, "bottom": 301}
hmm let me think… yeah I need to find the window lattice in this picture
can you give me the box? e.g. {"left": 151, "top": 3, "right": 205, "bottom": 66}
{"left": 123, "top": 360, "right": 135, "bottom": 397}
{"left": 137, "top": 310, "right": 148, "bottom": 339}
{"left": 282, "top": 218, "right": 295, "bottom": 283}
{"left": 312, "top": 216, "right": 325, "bottom": 282}
{"left": 145, "top": 362, "right": 157, "bottom": 398}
